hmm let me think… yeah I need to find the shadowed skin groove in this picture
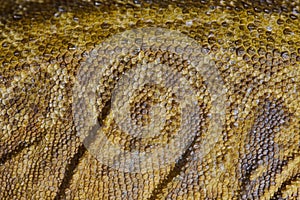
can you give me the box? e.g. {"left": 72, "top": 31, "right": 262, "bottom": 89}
{"left": 54, "top": 144, "right": 87, "bottom": 200}
{"left": 148, "top": 132, "right": 199, "bottom": 200}
{"left": 0, "top": 96, "right": 51, "bottom": 165}
{"left": 54, "top": 100, "right": 112, "bottom": 199}
{"left": 0, "top": 137, "right": 43, "bottom": 165}
{"left": 239, "top": 98, "right": 293, "bottom": 198}
{"left": 270, "top": 171, "right": 299, "bottom": 200}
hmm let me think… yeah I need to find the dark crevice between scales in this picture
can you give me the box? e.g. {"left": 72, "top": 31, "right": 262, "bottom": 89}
{"left": 148, "top": 129, "right": 201, "bottom": 200}
{"left": 239, "top": 97, "right": 293, "bottom": 199}
{"left": 54, "top": 99, "right": 111, "bottom": 199}
{"left": 0, "top": 138, "right": 43, "bottom": 165}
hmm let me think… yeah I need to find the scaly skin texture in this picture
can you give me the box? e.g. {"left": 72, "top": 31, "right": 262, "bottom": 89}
{"left": 0, "top": 0, "right": 299, "bottom": 199}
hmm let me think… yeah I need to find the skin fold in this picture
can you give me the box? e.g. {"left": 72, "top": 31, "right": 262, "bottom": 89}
{"left": 0, "top": 0, "right": 299, "bottom": 199}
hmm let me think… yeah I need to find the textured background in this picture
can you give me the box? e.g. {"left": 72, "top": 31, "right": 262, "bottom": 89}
{"left": 0, "top": 0, "right": 299, "bottom": 199}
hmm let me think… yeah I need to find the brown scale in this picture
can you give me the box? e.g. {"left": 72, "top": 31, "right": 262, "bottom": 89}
{"left": 0, "top": 0, "right": 299, "bottom": 199}
{"left": 239, "top": 97, "right": 293, "bottom": 199}
{"left": 95, "top": 49, "right": 206, "bottom": 153}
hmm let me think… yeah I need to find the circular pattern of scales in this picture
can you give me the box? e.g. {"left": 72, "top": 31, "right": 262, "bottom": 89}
{"left": 73, "top": 28, "right": 226, "bottom": 173}
{"left": 0, "top": 0, "right": 299, "bottom": 199}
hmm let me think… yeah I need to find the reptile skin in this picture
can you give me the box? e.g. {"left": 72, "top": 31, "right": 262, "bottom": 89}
{"left": 0, "top": 0, "right": 299, "bottom": 199}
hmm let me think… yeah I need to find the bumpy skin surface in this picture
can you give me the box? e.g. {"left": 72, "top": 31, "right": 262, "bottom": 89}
{"left": 0, "top": 0, "right": 299, "bottom": 199}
